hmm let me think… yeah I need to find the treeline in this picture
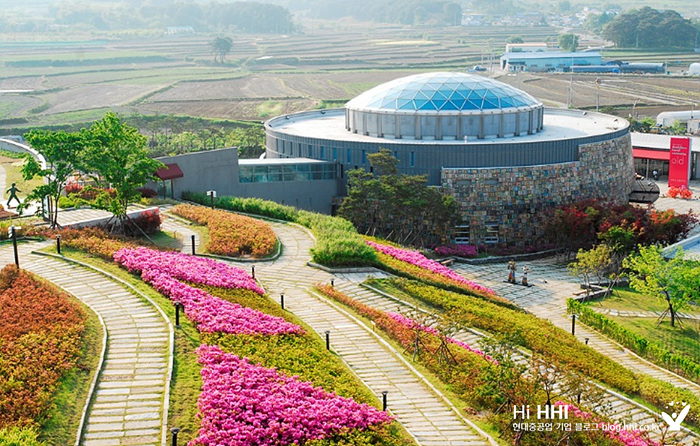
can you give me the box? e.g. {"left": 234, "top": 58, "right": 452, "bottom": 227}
{"left": 1, "top": 1, "right": 295, "bottom": 34}
{"left": 270, "top": 0, "right": 462, "bottom": 26}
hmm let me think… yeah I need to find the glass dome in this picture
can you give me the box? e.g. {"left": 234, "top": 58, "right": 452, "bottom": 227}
{"left": 346, "top": 72, "right": 542, "bottom": 113}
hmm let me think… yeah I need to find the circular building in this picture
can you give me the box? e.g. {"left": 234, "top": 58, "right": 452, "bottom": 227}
{"left": 265, "top": 72, "right": 634, "bottom": 246}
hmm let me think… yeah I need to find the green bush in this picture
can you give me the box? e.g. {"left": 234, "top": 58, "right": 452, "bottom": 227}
{"left": 637, "top": 375, "right": 700, "bottom": 426}
{"left": 183, "top": 192, "right": 376, "bottom": 267}
{"left": 568, "top": 299, "right": 700, "bottom": 382}
{"left": 0, "top": 427, "right": 46, "bottom": 446}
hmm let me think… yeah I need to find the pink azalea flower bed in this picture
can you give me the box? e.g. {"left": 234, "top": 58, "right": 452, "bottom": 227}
{"left": 386, "top": 311, "right": 493, "bottom": 361}
{"left": 193, "top": 345, "right": 393, "bottom": 446}
{"left": 114, "top": 247, "right": 264, "bottom": 295}
{"left": 554, "top": 401, "right": 659, "bottom": 446}
{"left": 114, "top": 247, "right": 302, "bottom": 335}
{"left": 366, "top": 241, "right": 495, "bottom": 295}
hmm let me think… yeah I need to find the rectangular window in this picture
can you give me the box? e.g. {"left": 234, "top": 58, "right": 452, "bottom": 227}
{"left": 362, "top": 150, "right": 367, "bottom": 164}
{"left": 454, "top": 224, "right": 470, "bottom": 244}
{"left": 320, "top": 146, "right": 325, "bottom": 158}
{"left": 410, "top": 151, "right": 415, "bottom": 167}
{"left": 333, "top": 147, "right": 337, "bottom": 160}
{"left": 484, "top": 222, "right": 499, "bottom": 244}
{"left": 308, "top": 145, "right": 313, "bottom": 158}
{"left": 347, "top": 149, "right": 352, "bottom": 163}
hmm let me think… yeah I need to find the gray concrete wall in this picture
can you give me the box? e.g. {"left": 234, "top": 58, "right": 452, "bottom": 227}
{"left": 237, "top": 180, "right": 338, "bottom": 213}
{"left": 147, "top": 148, "right": 240, "bottom": 198}
{"left": 147, "top": 147, "right": 339, "bottom": 214}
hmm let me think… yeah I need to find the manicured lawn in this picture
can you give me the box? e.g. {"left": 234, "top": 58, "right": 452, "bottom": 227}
{"left": 588, "top": 286, "right": 700, "bottom": 316}
{"left": 608, "top": 316, "right": 700, "bottom": 362}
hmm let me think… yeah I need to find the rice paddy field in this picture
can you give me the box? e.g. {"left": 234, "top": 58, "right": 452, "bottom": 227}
{"left": 1, "top": 22, "right": 699, "bottom": 132}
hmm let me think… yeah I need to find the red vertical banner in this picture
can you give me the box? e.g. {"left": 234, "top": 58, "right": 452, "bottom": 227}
{"left": 668, "top": 137, "right": 691, "bottom": 188}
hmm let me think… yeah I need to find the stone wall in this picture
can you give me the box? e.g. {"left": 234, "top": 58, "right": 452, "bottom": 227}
{"left": 441, "top": 134, "right": 633, "bottom": 245}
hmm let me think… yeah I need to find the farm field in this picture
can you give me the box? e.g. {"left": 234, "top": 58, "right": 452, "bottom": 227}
{"left": 0, "top": 22, "right": 699, "bottom": 132}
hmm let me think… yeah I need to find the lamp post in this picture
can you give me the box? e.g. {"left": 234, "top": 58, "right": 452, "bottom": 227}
{"left": 571, "top": 314, "right": 576, "bottom": 336}
{"left": 206, "top": 190, "right": 217, "bottom": 209}
{"left": 325, "top": 330, "right": 330, "bottom": 350}
{"left": 10, "top": 226, "right": 19, "bottom": 267}
{"left": 56, "top": 234, "right": 61, "bottom": 255}
{"left": 382, "top": 391, "right": 388, "bottom": 411}
{"left": 170, "top": 427, "right": 181, "bottom": 446}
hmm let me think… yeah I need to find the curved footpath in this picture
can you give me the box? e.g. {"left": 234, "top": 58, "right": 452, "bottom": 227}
{"left": 0, "top": 241, "right": 172, "bottom": 446}
{"left": 200, "top": 219, "right": 497, "bottom": 446}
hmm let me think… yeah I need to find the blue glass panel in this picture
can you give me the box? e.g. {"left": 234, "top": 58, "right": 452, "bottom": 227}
{"left": 432, "top": 99, "right": 447, "bottom": 109}
{"left": 450, "top": 91, "right": 466, "bottom": 100}
{"left": 413, "top": 99, "right": 428, "bottom": 109}
{"left": 472, "top": 89, "right": 488, "bottom": 99}
{"left": 418, "top": 100, "right": 436, "bottom": 110}
{"left": 512, "top": 98, "right": 527, "bottom": 107}
{"left": 432, "top": 91, "right": 448, "bottom": 101}
{"left": 451, "top": 99, "right": 467, "bottom": 109}
{"left": 464, "top": 100, "right": 480, "bottom": 110}
{"left": 500, "top": 97, "right": 515, "bottom": 108}
{"left": 442, "top": 101, "right": 459, "bottom": 110}
{"left": 414, "top": 91, "right": 429, "bottom": 100}
{"left": 396, "top": 99, "right": 412, "bottom": 109}
{"left": 483, "top": 99, "right": 499, "bottom": 109}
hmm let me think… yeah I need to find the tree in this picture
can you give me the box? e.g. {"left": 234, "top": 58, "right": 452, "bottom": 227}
{"left": 568, "top": 244, "right": 614, "bottom": 294}
{"left": 603, "top": 7, "right": 696, "bottom": 48}
{"left": 210, "top": 36, "right": 233, "bottom": 63}
{"left": 558, "top": 33, "right": 579, "bottom": 52}
{"left": 623, "top": 246, "right": 700, "bottom": 328}
{"left": 338, "top": 149, "right": 458, "bottom": 247}
{"left": 506, "top": 36, "right": 524, "bottom": 44}
{"left": 80, "top": 112, "right": 163, "bottom": 233}
{"left": 21, "top": 129, "right": 87, "bottom": 228}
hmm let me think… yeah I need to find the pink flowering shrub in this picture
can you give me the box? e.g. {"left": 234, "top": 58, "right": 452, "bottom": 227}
{"left": 142, "top": 269, "right": 303, "bottom": 335}
{"left": 385, "top": 312, "right": 493, "bottom": 361}
{"left": 114, "top": 246, "right": 302, "bottom": 335}
{"left": 114, "top": 247, "right": 264, "bottom": 295}
{"left": 554, "top": 402, "right": 659, "bottom": 446}
{"left": 367, "top": 241, "right": 495, "bottom": 296}
{"left": 192, "top": 345, "right": 392, "bottom": 446}
{"left": 434, "top": 244, "right": 478, "bottom": 258}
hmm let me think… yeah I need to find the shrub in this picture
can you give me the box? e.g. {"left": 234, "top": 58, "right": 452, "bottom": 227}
{"left": 183, "top": 192, "right": 376, "bottom": 267}
{"left": 136, "top": 187, "right": 158, "bottom": 198}
{"left": 0, "top": 266, "right": 86, "bottom": 428}
{"left": 434, "top": 244, "right": 478, "bottom": 258}
{"left": 191, "top": 345, "right": 393, "bottom": 446}
{"left": 63, "top": 183, "right": 83, "bottom": 195}
{"left": 58, "top": 227, "right": 138, "bottom": 260}
{"left": 171, "top": 204, "right": 276, "bottom": 257}
{"left": 0, "top": 426, "right": 47, "bottom": 446}
{"left": 124, "top": 209, "right": 162, "bottom": 236}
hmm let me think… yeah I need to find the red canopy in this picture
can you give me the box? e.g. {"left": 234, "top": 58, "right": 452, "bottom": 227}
{"left": 632, "top": 148, "right": 669, "bottom": 161}
{"left": 156, "top": 163, "right": 184, "bottom": 180}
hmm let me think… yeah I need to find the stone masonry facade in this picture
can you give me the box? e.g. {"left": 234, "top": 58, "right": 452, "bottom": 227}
{"left": 441, "top": 134, "right": 633, "bottom": 246}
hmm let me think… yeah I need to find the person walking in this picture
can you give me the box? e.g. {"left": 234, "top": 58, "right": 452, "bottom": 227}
{"left": 5, "top": 183, "right": 21, "bottom": 208}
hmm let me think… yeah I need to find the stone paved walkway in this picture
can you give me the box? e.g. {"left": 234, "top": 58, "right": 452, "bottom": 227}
{"left": 212, "top": 221, "right": 497, "bottom": 446}
{"left": 0, "top": 241, "right": 172, "bottom": 446}
{"left": 450, "top": 259, "right": 700, "bottom": 397}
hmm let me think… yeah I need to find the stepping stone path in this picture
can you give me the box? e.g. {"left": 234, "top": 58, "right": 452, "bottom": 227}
{"left": 0, "top": 241, "right": 171, "bottom": 446}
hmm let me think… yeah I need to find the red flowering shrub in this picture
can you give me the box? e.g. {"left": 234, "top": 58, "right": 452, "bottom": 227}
{"left": 0, "top": 265, "right": 86, "bottom": 427}
{"left": 64, "top": 183, "right": 83, "bottom": 195}
{"left": 59, "top": 227, "right": 138, "bottom": 260}
{"left": 171, "top": 204, "right": 277, "bottom": 257}
{"left": 669, "top": 186, "right": 694, "bottom": 199}
{"left": 136, "top": 187, "right": 158, "bottom": 198}
{"left": 124, "top": 209, "right": 162, "bottom": 236}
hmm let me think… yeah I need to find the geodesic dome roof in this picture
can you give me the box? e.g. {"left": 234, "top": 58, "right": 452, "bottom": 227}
{"left": 345, "top": 72, "right": 542, "bottom": 113}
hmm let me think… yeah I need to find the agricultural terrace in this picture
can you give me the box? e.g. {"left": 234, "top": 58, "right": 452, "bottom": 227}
{"left": 2, "top": 22, "right": 699, "bottom": 139}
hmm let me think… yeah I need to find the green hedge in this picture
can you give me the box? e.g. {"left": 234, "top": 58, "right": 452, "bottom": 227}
{"left": 183, "top": 192, "right": 376, "bottom": 267}
{"left": 567, "top": 299, "right": 700, "bottom": 383}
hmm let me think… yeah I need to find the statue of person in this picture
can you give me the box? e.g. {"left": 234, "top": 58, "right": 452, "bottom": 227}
{"left": 6, "top": 183, "right": 21, "bottom": 208}
{"left": 507, "top": 261, "right": 517, "bottom": 283}
{"left": 522, "top": 266, "right": 530, "bottom": 286}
